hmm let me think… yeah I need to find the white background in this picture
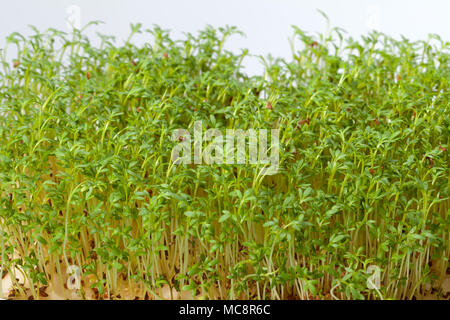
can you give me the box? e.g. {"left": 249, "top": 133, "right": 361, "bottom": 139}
{"left": 1, "top": 0, "right": 449, "bottom": 75}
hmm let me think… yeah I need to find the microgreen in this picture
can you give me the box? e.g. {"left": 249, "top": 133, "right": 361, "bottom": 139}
{"left": 0, "top": 21, "right": 448, "bottom": 300}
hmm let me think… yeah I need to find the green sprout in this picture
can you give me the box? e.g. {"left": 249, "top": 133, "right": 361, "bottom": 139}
{"left": 0, "top": 20, "right": 448, "bottom": 300}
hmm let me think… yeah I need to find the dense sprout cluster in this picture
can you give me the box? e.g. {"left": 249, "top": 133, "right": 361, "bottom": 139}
{"left": 0, "top": 22, "right": 448, "bottom": 300}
